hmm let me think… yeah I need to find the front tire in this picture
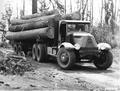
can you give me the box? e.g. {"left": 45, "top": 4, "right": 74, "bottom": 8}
{"left": 94, "top": 51, "right": 113, "bottom": 70}
{"left": 57, "top": 48, "right": 76, "bottom": 70}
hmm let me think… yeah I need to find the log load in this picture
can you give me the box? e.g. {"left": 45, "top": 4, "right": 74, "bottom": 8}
{"left": 9, "top": 10, "right": 80, "bottom": 32}
{"left": 21, "top": 9, "right": 59, "bottom": 20}
{"left": 5, "top": 27, "right": 54, "bottom": 41}
{"left": 9, "top": 20, "right": 49, "bottom": 32}
{"left": 10, "top": 14, "right": 61, "bottom": 25}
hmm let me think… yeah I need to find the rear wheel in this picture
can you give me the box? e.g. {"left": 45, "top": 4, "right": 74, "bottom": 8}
{"left": 21, "top": 45, "right": 28, "bottom": 55}
{"left": 14, "top": 44, "right": 18, "bottom": 54}
{"left": 17, "top": 45, "right": 22, "bottom": 55}
{"left": 32, "top": 44, "right": 37, "bottom": 61}
{"left": 57, "top": 48, "right": 76, "bottom": 70}
{"left": 94, "top": 51, "right": 113, "bottom": 70}
{"left": 36, "top": 44, "right": 47, "bottom": 62}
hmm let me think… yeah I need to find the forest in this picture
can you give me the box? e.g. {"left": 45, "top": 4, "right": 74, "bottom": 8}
{"left": 0, "top": 0, "right": 120, "bottom": 90}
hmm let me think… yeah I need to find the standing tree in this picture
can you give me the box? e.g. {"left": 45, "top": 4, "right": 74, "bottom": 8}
{"left": 32, "top": 0, "right": 37, "bottom": 14}
{"left": 54, "top": 0, "right": 65, "bottom": 13}
{"left": 70, "top": 0, "right": 72, "bottom": 13}
{"left": 90, "top": 0, "right": 93, "bottom": 24}
{"left": 0, "top": 3, "right": 12, "bottom": 42}
{"left": 101, "top": 0, "right": 104, "bottom": 25}
{"left": 23, "top": 0, "right": 25, "bottom": 16}
{"left": 64, "top": 0, "right": 66, "bottom": 14}
{"left": 4, "top": 3, "right": 12, "bottom": 31}
{"left": 104, "top": 0, "right": 115, "bottom": 34}
{"left": 38, "top": 0, "right": 50, "bottom": 12}
{"left": 81, "top": 0, "right": 88, "bottom": 20}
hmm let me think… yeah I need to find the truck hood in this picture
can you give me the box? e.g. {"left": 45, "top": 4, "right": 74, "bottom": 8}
{"left": 72, "top": 32, "right": 98, "bottom": 48}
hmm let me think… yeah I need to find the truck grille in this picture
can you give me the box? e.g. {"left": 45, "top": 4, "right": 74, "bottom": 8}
{"left": 85, "top": 36, "right": 97, "bottom": 48}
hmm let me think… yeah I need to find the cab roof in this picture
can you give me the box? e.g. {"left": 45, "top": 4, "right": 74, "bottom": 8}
{"left": 60, "top": 20, "right": 91, "bottom": 24}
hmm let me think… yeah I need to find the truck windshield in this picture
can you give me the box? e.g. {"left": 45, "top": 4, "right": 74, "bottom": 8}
{"left": 67, "top": 24, "right": 89, "bottom": 32}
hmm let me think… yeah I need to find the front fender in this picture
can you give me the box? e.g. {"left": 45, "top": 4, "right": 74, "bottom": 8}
{"left": 58, "top": 42, "right": 75, "bottom": 49}
{"left": 97, "top": 43, "right": 111, "bottom": 50}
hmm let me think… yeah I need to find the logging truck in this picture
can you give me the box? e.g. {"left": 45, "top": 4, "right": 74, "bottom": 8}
{"left": 5, "top": 20, "right": 113, "bottom": 70}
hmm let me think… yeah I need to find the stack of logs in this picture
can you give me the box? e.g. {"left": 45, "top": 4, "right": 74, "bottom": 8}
{"left": 5, "top": 10, "right": 81, "bottom": 41}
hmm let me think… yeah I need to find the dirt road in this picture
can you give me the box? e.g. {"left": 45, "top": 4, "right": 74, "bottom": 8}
{"left": 0, "top": 48, "right": 120, "bottom": 90}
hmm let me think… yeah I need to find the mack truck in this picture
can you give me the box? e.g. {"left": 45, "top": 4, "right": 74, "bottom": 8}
{"left": 5, "top": 20, "right": 113, "bottom": 70}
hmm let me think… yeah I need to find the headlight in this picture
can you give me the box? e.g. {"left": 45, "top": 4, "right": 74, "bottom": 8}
{"left": 74, "top": 43, "right": 80, "bottom": 50}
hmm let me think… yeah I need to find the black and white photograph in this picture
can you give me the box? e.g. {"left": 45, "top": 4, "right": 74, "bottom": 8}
{"left": 0, "top": 0, "right": 120, "bottom": 90}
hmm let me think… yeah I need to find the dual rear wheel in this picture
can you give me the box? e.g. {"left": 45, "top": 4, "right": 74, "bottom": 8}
{"left": 32, "top": 44, "right": 47, "bottom": 62}
{"left": 14, "top": 44, "right": 24, "bottom": 56}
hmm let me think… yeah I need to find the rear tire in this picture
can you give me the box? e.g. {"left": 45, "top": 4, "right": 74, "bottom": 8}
{"left": 57, "top": 48, "right": 76, "bottom": 70}
{"left": 14, "top": 44, "right": 18, "bottom": 54}
{"left": 32, "top": 44, "right": 37, "bottom": 61}
{"left": 17, "top": 45, "right": 22, "bottom": 55}
{"left": 36, "top": 44, "right": 47, "bottom": 62}
{"left": 94, "top": 51, "right": 113, "bottom": 70}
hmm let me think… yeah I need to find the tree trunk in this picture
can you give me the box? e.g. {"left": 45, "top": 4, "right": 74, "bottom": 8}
{"left": 9, "top": 20, "right": 49, "bottom": 32}
{"left": 70, "top": 0, "right": 72, "bottom": 13}
{"left": 82, "top": 0, "right": 88, "bottom": 20}
{"left": 32, "top": 0, "right": 37, "bottom": 14}
{"left": 101, "top": 0, "right": 103, "bottom": 25}
{"left": 10, "top": 14, "right": 61, "bottom": 25}
{"left": 6, "top": 27, "right": 54, "bottom": 40}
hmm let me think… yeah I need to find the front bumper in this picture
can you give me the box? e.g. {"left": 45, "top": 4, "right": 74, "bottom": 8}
{"left": 78, "top": 47, "right": 100, "bottom": 59}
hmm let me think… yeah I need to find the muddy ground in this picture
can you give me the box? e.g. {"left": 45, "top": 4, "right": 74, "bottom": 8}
{"left": 0, "top": 47, "right": 120, "bottom": 91}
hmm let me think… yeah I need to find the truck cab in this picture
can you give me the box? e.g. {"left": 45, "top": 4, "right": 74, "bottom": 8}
{"left": 56, "top": 20, "right": 113, "bottom": 70}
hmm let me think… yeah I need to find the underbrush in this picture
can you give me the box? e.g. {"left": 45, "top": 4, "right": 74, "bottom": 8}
{"left": 0, "top": 41, "right": 11, "bottom": 48}
{"left": 90, "top": 23, "right": 117, "bottom": 48}
{"left": 0, "top": 52, "right": 34, "bottom": 76}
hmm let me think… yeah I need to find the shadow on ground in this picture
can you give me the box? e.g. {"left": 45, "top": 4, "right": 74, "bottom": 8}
{"left": 64, "top": 63, "right": 114, "bottom": 73}
{"left": 31, "top": 56, "right": 115, "bottom": 74}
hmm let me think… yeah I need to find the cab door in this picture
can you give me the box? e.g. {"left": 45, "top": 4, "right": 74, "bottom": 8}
{"left": 59, "top": 24, "right": 67, "bottom": 43}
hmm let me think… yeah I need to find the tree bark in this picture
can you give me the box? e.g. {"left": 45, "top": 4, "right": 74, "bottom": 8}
{"left": 9, "top": 20, "right": 49, "bottom": 32}
{"left": 6, "top": 27, "right": 54, "bottom": 41}
{"left": 32, "top": 0, "right": 37, "bottom": 14}
{"left": 10, "top": 14, "right": 61, "bottom": 25}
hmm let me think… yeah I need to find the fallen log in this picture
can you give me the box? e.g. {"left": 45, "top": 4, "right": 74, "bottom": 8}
{"left": 9, "top": 20, "right": 49, "bottom": 32}
{"left": 6, "top": 27, "right": 54, "bottom": 40}
{"left": 11, "top": 14, "right": 61, "bottom": 25}
{"left": 21, "top": 9, "right": 59, "bottom": 20}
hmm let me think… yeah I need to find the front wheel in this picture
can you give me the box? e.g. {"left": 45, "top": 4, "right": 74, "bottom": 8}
{"left": 57, "top": 48, "right": 76, "bottom": 70}
{"left": 94, "top": 51, "right": 113, "bottom": 70}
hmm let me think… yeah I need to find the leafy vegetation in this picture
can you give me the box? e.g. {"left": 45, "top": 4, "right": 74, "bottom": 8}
{"left": 90, "top": 24, "right": 117, "bottom": 48}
